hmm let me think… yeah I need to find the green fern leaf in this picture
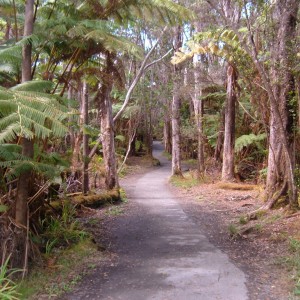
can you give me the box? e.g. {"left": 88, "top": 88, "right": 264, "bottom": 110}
{"left": 10, "top": 80, "right": 54, "bottom": 92}
{"left": 235, "top": 133, "right": 267, "bottom": 153}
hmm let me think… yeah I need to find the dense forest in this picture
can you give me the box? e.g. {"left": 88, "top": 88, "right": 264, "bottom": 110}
{"left": 0, "top": 0, "right": 300, "bottom": 296}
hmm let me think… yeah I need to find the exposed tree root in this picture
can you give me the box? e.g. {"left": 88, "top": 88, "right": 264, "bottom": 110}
{"left": 247, "top": 182, "right": 288, "bottom": 219}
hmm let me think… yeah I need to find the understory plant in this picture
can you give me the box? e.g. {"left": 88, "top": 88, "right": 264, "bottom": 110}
{"left": 0, "top": 257, "right": 20, "bottom": 300}
{"left": 41, "top": 201, "right": 89, "bottom": 255}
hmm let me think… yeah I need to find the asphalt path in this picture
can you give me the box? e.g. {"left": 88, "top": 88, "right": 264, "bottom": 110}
{"left": 61, "top": 141, "right": 248, "bottom": 300}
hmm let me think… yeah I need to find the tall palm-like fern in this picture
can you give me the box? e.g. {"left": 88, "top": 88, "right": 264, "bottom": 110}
{"left": 0, "top": 82, "right": 68, "bottom": 143}
{"left": 0, "top": 81, "right": 69, "bottom": 179}
{"left": 171, "top": 29, "right": 247, "bottom": 65}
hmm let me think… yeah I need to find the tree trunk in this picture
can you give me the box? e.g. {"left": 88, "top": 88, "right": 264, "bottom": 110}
{"left": 82, "top": 81, "right": 89, "bottom": 195}
{"left": 214, "top": 107, "right": 225, "bottom": 162}
{"left": 71, "top": 87, "right": 82, "bottom": 176}
{"left": 221, "top": 64, "right": 237, "bottom": 181}
{"left": 15, "top": 0, "right": 35, "bottom": 274}
{"left": 264, "top": 0, "right": 299, "bottom": 208}
{"left": 99, "top": 53, "right": 119, "bottom": 190}
{"left": 171, "top": 26, "right": 182, "bottom": 176}
{"left": 193, "top": 58, "right": 205, "bottom": 175}
{"left": 163, "top": 114, "right": 172, "bottom": 154}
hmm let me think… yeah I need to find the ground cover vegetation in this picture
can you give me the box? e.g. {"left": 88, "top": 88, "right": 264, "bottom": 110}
{"left": 0, "top": 0, "right": 300, "bottom": 297}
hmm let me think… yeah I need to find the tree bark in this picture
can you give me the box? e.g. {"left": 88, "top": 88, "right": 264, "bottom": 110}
{"left": 82, "top": 81, "right": 89, "bottom": 195}
{"left": 214, "top": 107, "right": 225, "bottom": 162}
{"left": 206, "top": 0, "right": 299, "bottom": 206}
{"left": 171, "top": 26, "right": 183, "bottom": 176}
{"left": 163, "top": 114, "right": 172, "bottom": 154}
{"left": 221, "top": 64, "right": 237, "bottom": 181}
{"left": 264, "top": 0, "right": 299, "bottom": 207}
{"left": 193, "top": 58, "right": 205, "bottom": 175}
{"left": 98, "top": 53, "right": 119, "bottom": 190}
{"left": 16, "top": 0, "right": 34, "bottom": 231}
{"left": 15, "top": 0, "right": 35, "bottom": 274}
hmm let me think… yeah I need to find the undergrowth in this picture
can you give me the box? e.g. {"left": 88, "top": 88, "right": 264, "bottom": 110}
{"left": 0, "top": 257, "right": 20, "bottom": 300}
{"left": 280, "top": 238, "right": 300, "bottom": 296}
{"left": 17, "top": 239, "right": 100, "bottom": 299}
{"left": 41, "top": 201, "right": 89, "bottom": 251}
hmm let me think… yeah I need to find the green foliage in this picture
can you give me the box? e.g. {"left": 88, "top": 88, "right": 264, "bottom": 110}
{"left": 0, "top": 257, "right": 20, "bottom": 300}
{"left": 280, "top": 238, "right": 300, "bottom": 296}
{"left": 82, "top": 124, "right": 99, "bottom": 137}
{"left": 235, "top": 133, "right": 267, "bottom": 153}
{"left": 204, "top": 114, "right": 220, "bottom": 149}
{"left": 0, "top": 143, "right": 68, "bottom": 181}
{"left": 0, "top": 84, "right": 68, "bottom": 143}
{"left": 17, "top": 239, "right": 99, "bottom": 299}
{"left": 228, "top": 224, "right": 239, "bottom": 237}
{"left": 172, "top": 27, "right": 248, "bottom": 65}
{"left": 115, "top": 134, "right": 126, "bottom": 142}
{"left": 200, "top": 92, "right": 227, "bottom": 102}
{"left": 41, "top": 202, "right": 89, "bottom": 253}
{"left": 170, "top": 172, "right": 198, "bottom": 189}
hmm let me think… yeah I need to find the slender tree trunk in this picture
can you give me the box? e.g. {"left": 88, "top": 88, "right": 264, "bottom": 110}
{"left": 171, "top": 26, "right": 182, "bottom": 176}
{"left": 163, "top": 113, "right": 172, "bottom": 154}
{"left": 146, "top": 111, "right": 153, "bottom": 155}
{"left": 193, "top": 59, "right": 205, "bottom": 174}
{"left": 214, "top": 107, "right": 225, "bottom": 162}
{"left": 162, "top": 64, "right": 172, "bottom": 154}
{"left": 15, "top": 0, "right": 34, "bottom": 274}
{"left": 221, "top": 64, "right": 237, "bottom": 181}
{"left": 71, "top": 87, "right": 82, "bottom": 176}
{"left": 68, "top": 84, "right": 75, "bottom": 149}
{"left": 16, "top": 0, "right": 34, "bottom": 227}
{"left": 99, "top": 53, "right": 119, "bottom": 190}
{"left": 82, "top": 81, "right": 89, "bottom": 195}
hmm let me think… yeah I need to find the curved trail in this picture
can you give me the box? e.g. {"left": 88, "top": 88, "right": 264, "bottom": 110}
{"left": 62, "top": 141, "right": 248, "bottom": 299}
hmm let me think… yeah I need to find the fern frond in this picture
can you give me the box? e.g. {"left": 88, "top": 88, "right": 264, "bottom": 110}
{"left": 0, "top": 44, "right": 22, "bottom": 65}
{"left": 0, "top": 144, "right": 22, "bottom": 161}
{"left": 11, "top": 80, "right": 54, "bottom": 92}
{"left": 0, "top": 87, "right": 69, "bottom": 142}
{"left": 235, "top": 133, "right": 267, "bottom": 153}
{"left": 200, "top": 92, "right": 227, "bottom": 102}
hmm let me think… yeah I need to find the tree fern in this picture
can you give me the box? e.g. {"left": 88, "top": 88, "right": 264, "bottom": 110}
{"left": 235, "top": 133, "right": 267, "bottom": 153}
{"left": 0, "top": 82, "right": 69, "bottom": 143}
{"left": 171, "top": 28, "right": 248, "bottom": 65}
{"left": 0, "top": 144, "right": 68, "bottom": 181}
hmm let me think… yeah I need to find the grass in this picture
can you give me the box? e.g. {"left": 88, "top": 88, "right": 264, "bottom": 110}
{"left": 169, "top": 172, "right": 199, "bottom": 189}
{"left": 0, "top": 257, "right": 21, "bottom": 300}
{"left": 278, "top": 238, "right": 300, "bottom": 296}
{"left": 228, "top": 224, "right": 239, "bottom": 237}
{"left": 17, "top": 239, "right": 102, "bottom": 299}
{"left": 120, "top": 188, "right": 128, "bottom": 203}
{"left": 239, "top": 215, "right": 249, "bottom": 225}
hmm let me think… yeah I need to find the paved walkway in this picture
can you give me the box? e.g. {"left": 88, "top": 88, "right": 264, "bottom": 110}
{"left": 62, "top": 141, "right": 248, "bottom": 299}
